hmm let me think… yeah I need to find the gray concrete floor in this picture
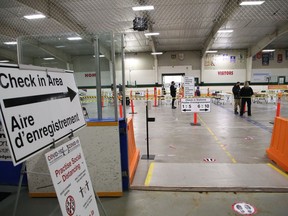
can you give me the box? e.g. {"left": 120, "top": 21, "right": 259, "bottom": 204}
{"left": 1, "top": 98, "right": 288, "bottom": 215}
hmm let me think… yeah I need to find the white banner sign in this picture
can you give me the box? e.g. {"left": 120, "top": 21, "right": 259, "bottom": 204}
{"left": 45, "top": 137, "right": 99, "bottom": 216}
{"left": 0, "top": 67, "right": 86, "bottom": 165}
{"left": 181, "top": 98, "right": 211, "bottom": 113}
{"left": 0, "top": 122, "right": 11, "bottom": 161}
{"left": 184, "top": 76, "right": 195, "bottom": 97}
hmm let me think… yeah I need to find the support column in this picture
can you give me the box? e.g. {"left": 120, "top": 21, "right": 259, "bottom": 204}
{"left": 94, "top": 36, "right": 102, "bottom": 119}
{"left": 246, "top": 56, "right": 253, "bottom": 81}
{"left": 200, "top": 56, "right": 205, "bottom": 83}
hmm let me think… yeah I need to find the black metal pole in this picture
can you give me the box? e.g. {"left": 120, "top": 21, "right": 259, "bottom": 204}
{"left": 146, "top": 104, "right": 150, "bottom": 159}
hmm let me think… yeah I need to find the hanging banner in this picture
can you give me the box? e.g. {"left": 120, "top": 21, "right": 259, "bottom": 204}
{"left": 45, "top": 137, "right": 100, "bottom": 216}
{"left": 262, "top": 53, "right": 270, "bottom": 66}
{"left": 230, "top": 56, "right": 236, "bottom": 63}
{"left": 277, "top": 54, "right": 283, "bottom": 63}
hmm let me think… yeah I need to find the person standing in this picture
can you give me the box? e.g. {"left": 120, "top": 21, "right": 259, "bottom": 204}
{"left": 232, "top": 82, "right": 241, "bottom": 114}
{"left": 170, "top": 81, "right": 177, "bottom": 109}
{"left": 240, "top": 81, "right": 254, "bottom": 116}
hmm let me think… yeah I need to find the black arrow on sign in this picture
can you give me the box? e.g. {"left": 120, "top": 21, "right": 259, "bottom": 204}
{"left": 199, "top": 108, "right": 209, "bottom": 112}
{"left": 183, "top": 109, "right": 192, "bottom": 112}
{"left": 4, "top": 87, "right": 77, "bottom": 108}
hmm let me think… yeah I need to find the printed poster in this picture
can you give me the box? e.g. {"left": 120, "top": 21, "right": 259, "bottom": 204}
{"left": 45, "top": 137, "right": 100, "bottom": 216}
{"left": 0, "top": 121, "right": 12, "bottom": 161}
{"left": 230, "top": 56, "right": 236, "bottom": 63}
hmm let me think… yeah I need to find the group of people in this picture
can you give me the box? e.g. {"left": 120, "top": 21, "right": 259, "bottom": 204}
{"left": 232, "top": 81, "right": 254, "bottom": 116}
{"left": 169, "top": 80, "right": 254, "bottom": 115}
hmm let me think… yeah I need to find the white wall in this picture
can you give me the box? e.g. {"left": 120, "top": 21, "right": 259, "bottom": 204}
{"left": 203, "top": 69, "right": 246, "bottom": 83}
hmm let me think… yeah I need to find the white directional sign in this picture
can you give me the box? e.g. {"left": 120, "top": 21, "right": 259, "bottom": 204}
{"left": 0, "top": 66, "right": 86, "bottom": 165}
{"left": 45, "top": 137, "right": 99, "bottom": 216}
{"left": 181, "top": 98, "right": 211, "bottom": 113}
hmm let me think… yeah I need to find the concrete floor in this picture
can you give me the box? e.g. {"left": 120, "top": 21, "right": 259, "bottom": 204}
{"left": 1, "top": 97, "right": 288, "bottom": 215}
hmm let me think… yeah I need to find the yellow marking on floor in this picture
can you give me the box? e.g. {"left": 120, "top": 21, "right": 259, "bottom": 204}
{"left": 198, "top": 115, "right": 237, "bottom": 163}
{"left": 267, "top": 163, "right": 288, "bottom": 179}
{"left": 144, "top": 162, "right": 155, "bottom": 186}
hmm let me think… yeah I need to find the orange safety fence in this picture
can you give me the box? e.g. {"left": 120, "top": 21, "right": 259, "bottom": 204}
{"left": 127, "top": 117, "right": 140, "bottom": 184}
{"left": 266, "top": 117, "right": 288, "bottom": 172}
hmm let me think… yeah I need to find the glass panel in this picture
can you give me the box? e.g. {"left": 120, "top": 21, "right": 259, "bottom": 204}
{"left": 17, "top": 33, "right": 125, "bottom": 121}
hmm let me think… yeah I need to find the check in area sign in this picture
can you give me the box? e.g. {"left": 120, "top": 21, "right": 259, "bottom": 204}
{"left": 181, "top": 98, "right": 211, "bottom": 113}
{"left": 0, "top": 66, "right": 86, "bottom": 165}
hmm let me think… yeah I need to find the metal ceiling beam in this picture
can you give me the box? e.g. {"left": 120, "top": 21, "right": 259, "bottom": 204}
{"left": 26, "top": 39, "right": 72, "bottom": 63}
{"left": 249, "top": 23, "right": 288, "bottom": 57}
{"left": 202, "top": 0, "right": 240, "bottom": 55}
{"left": 16, "top": 0, "right": 111, "bottom": 60}
{"left": 16, "top": 0, "right": 86, "bottom": 34}
{"left": 0, "top": 48, "right": 18, "bottom": 62}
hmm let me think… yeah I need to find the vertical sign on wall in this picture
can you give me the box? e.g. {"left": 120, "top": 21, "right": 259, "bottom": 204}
{"left": 45, "top": 137, "right": 100, "bottom": 216}
{"left": 183, "top": 76, "right": 195, "bottom": 98}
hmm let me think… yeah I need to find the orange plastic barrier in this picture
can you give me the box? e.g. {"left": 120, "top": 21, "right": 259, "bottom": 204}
{"left": 266, "top": 117, "right": 288, "bottom": 172}
{"left": 127, "top": 117, "right": 140, "bottom": 184}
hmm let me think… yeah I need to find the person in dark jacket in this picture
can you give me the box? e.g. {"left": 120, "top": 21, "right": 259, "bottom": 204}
{"left": 170, "top": 81, "right": 177, "bottom": 109}
{"left": 232, "top": 82, "right": 241, "bottom": 114}
{"left": 239, "top": 81, "right": 254, "bottom": 116}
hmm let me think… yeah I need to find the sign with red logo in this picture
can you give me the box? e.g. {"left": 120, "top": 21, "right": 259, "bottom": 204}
{"left": 45, "top": 137, "right": 99, "bottom": 216}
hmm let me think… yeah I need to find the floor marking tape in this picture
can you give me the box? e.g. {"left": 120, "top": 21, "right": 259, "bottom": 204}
{"left": 267, "top": 163, "right": 288, "bottom": 179}
{"left": 144, "top": 162, "right": 155, "bottom": 186}
{"left": 198, "top": 115, "right": 237, "bottom": 164}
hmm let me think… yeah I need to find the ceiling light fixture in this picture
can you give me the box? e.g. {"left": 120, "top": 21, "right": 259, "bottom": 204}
{"left": 4, "top": 41, "right": 17, "bottom": 45}
{"left": 67, "top": 37, "right": 82, "bottom": 41}
{"left": 240, "top": 1, "right": 265, "bottom": 6}
{"left": 206, "top": 50, "right": 218, "bottom": 53}
{"left": 218, "top": 29, "right": 234, "bottom": 33}
{"left": 93, "top": 55, "right": 105, "bottom": 58}
{"left": 24, "top": 14, "right": 46, "bottom": 20}
{"left": 0, "top": 60, "right": 10, "bottom": 63}
{"left": 144, "top": 32, "right": 160, "bottom": 36}
{"left": 56, "top": 45, "right": 65, "bottom": 48}
{"left": 132, "top": 5, "right": 154, "bottom": 11}
{"left": 262, "top": 49, "right": 275, "bottom": 52}
{"left": 151, "top": 52, "right": 163, "bottom": 55}
{"left": 43, "top": 57, "right": 55, "bottom": 60}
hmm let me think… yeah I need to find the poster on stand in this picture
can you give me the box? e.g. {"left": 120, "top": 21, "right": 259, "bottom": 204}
{"left": 45, "top": 137, "right": 99, "bottom": 216}
{"left": 0, "top": 121, "right": 11, "bottom": 161}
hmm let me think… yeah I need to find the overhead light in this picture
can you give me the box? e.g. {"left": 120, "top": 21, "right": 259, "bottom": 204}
{"left": 218, "top": 29, "right": 234, "bottom": 33}
{"left": 93, "top": 55, "right": 105, "bottom": 58}
{"left": 206, "top": 50, "right": 218, "bottom": 53}
{"left": 67, "top": 37, "right": 82, "bottom": 41}
{"left": 4, "top": 41, "right": 17, "bottom": 45}
{"left": 56, "top": 45, "right": 65, "bottom": 48}
{"left": 262, "top": 49, "right": 275, "bottom": 52}
{"left": 24, "top": 14, "right": 46, "bottom": 20}
{"left": 0, "top": 60, "right": 10, "bottom": 63}
{"left": 240, "top": 1, "right": 265, "bottom": 6}
{"left": 144, "top": 32, "right": 160, "bottom": 36}
{"left": 151, "top": 52, "right": 163, "bottom": 55}
{"left": 132, "top": 5, "right": 154, "bottom": 11}
{"left": 43, "top": 57, "right": 55, "bottom": 60}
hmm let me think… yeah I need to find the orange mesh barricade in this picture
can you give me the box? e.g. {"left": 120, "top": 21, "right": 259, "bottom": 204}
{"left": 266, "top": 117, "right": 288, "bottom": 171}
{"left": 127, "top": 117, "right": 140, "bottom": 184}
